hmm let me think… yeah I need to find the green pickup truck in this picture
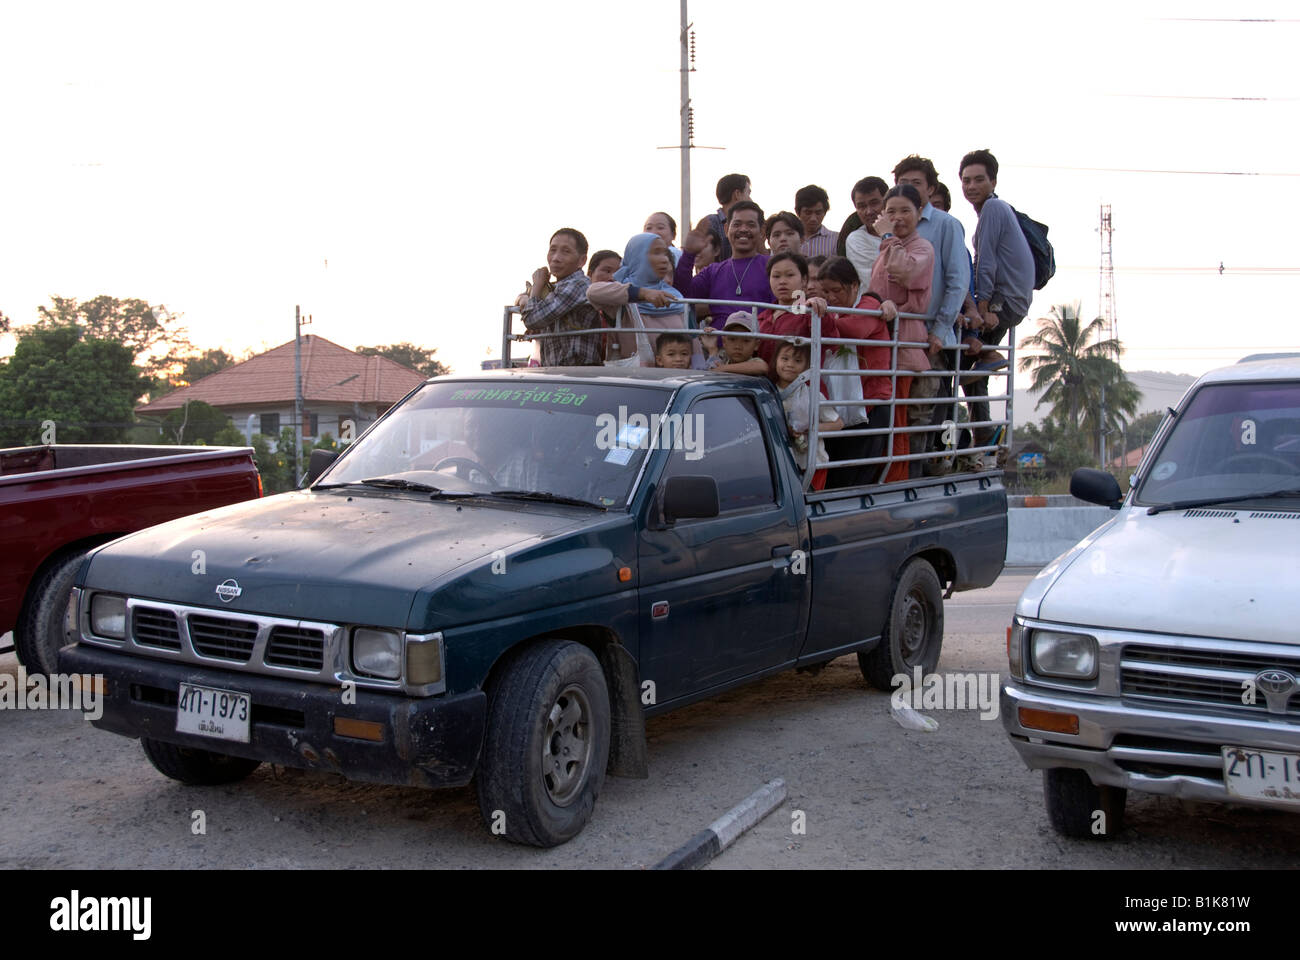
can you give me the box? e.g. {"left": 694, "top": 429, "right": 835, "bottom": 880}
{"left": 61, "top": 366, "right": 1007, "bottom": 846}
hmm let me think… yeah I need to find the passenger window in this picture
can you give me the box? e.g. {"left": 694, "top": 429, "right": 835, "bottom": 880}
{"left": 661, "top": 396, "right": 776, "bottom": 512}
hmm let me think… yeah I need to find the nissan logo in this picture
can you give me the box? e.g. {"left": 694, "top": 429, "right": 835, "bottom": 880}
{"left": 215, "top": 579, "right": 242, "bottom": 602}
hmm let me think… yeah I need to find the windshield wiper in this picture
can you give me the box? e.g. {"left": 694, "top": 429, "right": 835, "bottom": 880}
{"left": 316, "top": 477, "right": 446, "bottom": 494}
{"left": 488, "top": 490, "right": 608, "bottom": 510}
{"left": 1147, "top": 488, "right": 1300, "bottom": 515}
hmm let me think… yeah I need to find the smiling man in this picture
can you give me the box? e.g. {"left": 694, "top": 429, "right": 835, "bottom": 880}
{"left": 515, "top": 228, "right": 602, "bottom": 366}
{"left": 675, "top": 201, "right": 770, "bottom": 329}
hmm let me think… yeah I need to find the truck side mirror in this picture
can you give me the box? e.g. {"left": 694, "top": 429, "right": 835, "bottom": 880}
{"left": 307, "top": 448, "right": 339, "bottom": 485}
{"left": 662, "top": 475, "right": 719, "bottom": 523}
{"left": 1070, "top": 468, "right": 1122, "bottom": 509}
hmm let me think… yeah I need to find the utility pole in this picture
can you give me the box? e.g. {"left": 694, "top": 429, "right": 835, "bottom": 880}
{"left": 1099, "top": 380, "right": 1107, "bottom": 470}
{"left": 293, "top": 305, "right": 309, "bottom": 487}
{"left": 679, "top": 0, "right": 692, "bottom": 233}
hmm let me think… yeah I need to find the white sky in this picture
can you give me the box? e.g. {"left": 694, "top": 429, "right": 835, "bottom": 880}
{"left": 1, "top": 0, "right": 1297, "bottom": 379}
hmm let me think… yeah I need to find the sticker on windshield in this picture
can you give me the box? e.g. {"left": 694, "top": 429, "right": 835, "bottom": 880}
{"left": 1152, "top": 461, "right": 1177, "bottom": 481}
{"left": 449, "top": 386, "right": 588, "bottom": 407}
{"left": 604, "top": 447, "right": 634, "bottom": 466}
{"left": 617, "top": 424, "right": 650, "bottom": 447}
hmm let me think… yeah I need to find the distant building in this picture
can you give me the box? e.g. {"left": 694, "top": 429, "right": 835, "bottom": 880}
{"left": 1111, "top": 444, "right": 1148, "bottom": 470}
{"left": 135, "top": 335, "right": 427, "bottom": 445}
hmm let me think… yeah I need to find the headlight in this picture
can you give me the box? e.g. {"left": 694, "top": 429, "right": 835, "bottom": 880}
{"left": 352, "top": 627, "right": 402, "bottom": 679}
{"left": 1030, "top": 630, "right": 1098, "bottom": 679}
{"left": 90, "top": 594, "right": 127, "bottom": 639}
{"left": 1008, "top": 618, "right": 1025, "bottom": 679}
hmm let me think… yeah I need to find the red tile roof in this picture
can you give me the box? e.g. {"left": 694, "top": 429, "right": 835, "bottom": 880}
{"left": 1111, "top": 444, "right": 1148, "bottom": 469}
{"left": 135, "top": 335, "right": 428, "bottom": 415}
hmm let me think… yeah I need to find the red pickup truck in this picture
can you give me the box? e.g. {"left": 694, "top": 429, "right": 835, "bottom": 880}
{"left": 1, "top": 444, "right": 262, "bottom": 673}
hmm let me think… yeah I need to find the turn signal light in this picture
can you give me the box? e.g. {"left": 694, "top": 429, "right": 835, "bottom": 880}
{"left": 334, "top": 717, "right": 384, "bottom": 742}
{"left": 1018, "top": 708, "right": 1079, "bottom": 735}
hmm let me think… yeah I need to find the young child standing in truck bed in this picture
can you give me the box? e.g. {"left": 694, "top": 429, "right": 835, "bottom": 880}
{"left": 773, "top": 340, "right": 842, "bottom": 490}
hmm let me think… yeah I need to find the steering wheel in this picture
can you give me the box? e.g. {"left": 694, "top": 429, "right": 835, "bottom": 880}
{"left": 1220, "top": 452, "right": 1299, "bottom": 475}
{"left": 432, "top": 456, "right": 497, "bottom": 483}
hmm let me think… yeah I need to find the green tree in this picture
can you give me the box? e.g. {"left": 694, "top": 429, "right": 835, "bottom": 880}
{"left": 37, "top": 295, "right": 191, "bottom": 373}
{"left": 1124, "top": 409, "right": 1166, "bottom": 454}
{"left": 355, "top": 342, "right": 449, "bottom": 378}
{"left": 1018, "top": 302, "right": 1139, "bottom": 465}
{"left": 158, "top": 399, "right": 236, "bottom": 445}
{"left": 0, "top": 325, "right": 148, "bottom": 445}
{"left": 147, "top": 348, "right": 238, "bottom": 401}
{"left": 250, "top": 432, "right": 299, "bottom": 494}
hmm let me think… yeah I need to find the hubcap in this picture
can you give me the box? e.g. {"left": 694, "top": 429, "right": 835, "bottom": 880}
{"left": 899, "top": 590, "right": 928, "bottom": 662}
{"left": 541, "top": 684, "right": 592, "bottom": 806}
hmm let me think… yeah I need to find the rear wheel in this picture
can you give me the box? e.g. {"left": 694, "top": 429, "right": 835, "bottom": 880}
{"left": 1043, "top": 767, "right": 1126, "bottom": 839}
{"left": 16, "top": 550, "right": 86, "bottom": 676}
{"left": 141, "top": 738, "right": 262, "bottom": 785}
{"left": 475, "top": 640, "right": 610, "bottom": 847}
{"left": 859, "top": 558, "right": 944, "bottom": 690}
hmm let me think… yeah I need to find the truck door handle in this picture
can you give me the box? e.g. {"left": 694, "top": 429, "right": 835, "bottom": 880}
{"left": 771, "top": 545, "right": 793, "bottom": 559}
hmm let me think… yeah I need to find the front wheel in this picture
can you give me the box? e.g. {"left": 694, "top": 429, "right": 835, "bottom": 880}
{"left": 16, "top": 549, "right": 86, "bottom": 676}
{"left": 1043, "top": 767, "right": 1126, "bottom": 839}
{"left": 859, "top": 558, "right": 944, "bottom": 690}
{"left": 141, "top": 738, "right": 262, "bottom": 785}
{"left": 475, "top": 640, "right": 611, "bottom": 847}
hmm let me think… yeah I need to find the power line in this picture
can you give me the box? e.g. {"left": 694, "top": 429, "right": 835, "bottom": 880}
{"left": 1015, "top": 163, "right": 1300, "bottom": 177}
{"left": 1105, "top": 93, "right": 1300, "bottom": 101}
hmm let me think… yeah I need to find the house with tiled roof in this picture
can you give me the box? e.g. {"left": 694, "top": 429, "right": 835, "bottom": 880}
{"left": 135, "top": 335, "right": 428, "bottom": 444}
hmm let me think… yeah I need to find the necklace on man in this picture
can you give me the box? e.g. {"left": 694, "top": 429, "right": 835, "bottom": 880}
{"left": 729, "top": 257, "right": 755, "bottom": 296}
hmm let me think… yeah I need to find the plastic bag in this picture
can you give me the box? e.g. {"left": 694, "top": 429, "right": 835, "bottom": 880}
{"left": 824, "top": 345, "right": 867, "bottom": 425}
{"left": 890, "top": 701, "right": 939, "bottom": 732}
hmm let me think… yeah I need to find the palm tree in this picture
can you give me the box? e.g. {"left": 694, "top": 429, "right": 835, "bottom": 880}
{"left": 1017, "top": 302, "right": 1138, "bottom": 464}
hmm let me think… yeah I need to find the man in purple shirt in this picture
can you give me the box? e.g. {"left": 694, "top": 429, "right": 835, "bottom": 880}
{"left": 675, "top": 201, "right": 771, "bottom": 329}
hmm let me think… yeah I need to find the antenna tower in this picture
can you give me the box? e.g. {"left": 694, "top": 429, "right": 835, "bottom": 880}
{"left": 1098, "top": 204, "right": 1117, "bottom": 344}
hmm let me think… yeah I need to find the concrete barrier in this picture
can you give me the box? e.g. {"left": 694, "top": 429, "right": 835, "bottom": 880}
{"left": 1005, "top": 506, "right": 1115, "bottom": 566}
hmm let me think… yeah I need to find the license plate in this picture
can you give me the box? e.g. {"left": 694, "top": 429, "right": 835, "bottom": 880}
{"left": 1222, "top": 746, "right": 1300, "bottom": 805}
{"left": 176, "top": 683, "right": 251, "bottom": 743}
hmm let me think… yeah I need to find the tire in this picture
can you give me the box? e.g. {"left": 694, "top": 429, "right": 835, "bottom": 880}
{"left": 475, "top": 640, "right": 611, "bottom": 847}
{"left": 16, "top": 550, "right": 86, "bottom": 676}
{"left": 858, "top": 558, "right": 944, "bottom": 690}
{"left": 1043, "top": 767, "right": 1126, "bottom": 839}
{"left": 141, "top": 738, "right": 262, "bottom": 786}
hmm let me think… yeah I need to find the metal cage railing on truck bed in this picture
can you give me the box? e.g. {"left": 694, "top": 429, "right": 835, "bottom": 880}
{"left": 498, "top": 297, "right": 1013, "bottom": 495}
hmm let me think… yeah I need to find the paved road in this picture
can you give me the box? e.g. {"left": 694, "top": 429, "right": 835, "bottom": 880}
{"left": 3, "top": 568, "right": 1300, "bottom": 869}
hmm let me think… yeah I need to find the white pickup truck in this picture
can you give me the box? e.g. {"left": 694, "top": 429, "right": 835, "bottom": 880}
{"left": 1001, "top": 355, "right": 1300, "bottom": 837}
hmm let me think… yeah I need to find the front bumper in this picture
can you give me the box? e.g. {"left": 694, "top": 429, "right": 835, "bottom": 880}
{"left": 1002, "top": 681, "right": 1300, "bottom": 810}
{"left": 61, "top": 643, "right": 486, "bottom": 789}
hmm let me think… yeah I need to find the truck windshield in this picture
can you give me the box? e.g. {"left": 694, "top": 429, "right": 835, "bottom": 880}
{"left": 320, "top": 380, "right": 672, "bottom": 508}
{"left": 1136, "top": 380, "right": 1300, "bottom": 507}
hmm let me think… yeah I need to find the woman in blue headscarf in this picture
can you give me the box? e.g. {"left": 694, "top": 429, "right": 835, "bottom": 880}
{"left": 588, "top": 232, "right": 703, "bottom": 368}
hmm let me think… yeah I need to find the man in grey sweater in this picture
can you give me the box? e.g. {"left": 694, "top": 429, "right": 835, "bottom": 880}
{"left": 958, "top": 149, "right": 1034, "bottom": 457}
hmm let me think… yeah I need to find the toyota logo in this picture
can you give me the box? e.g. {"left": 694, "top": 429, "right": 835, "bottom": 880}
{"left": 215, "top": 579, "right": 242, "bottom": 603}
{"left": 1255, "top": 669, "right": 1296, "bottom": 715}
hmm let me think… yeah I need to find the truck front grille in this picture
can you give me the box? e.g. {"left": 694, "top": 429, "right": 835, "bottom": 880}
{"left": 265, "top": 626, "right": 326, "bottom": 670}
{"left": 1121, "top": 645, "right": 1300, "bottom": 717}
{"left": 132, "top": 607, "right": 182, "bottom": 650}
{"left": 188, "top": 615, "right": 259, "bottom": 662}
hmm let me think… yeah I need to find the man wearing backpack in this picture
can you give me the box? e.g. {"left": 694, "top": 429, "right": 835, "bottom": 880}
{"left": 958, "top": 148, "right": 1035, "bottom": 464}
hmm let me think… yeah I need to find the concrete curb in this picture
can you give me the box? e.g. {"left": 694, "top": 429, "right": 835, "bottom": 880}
{"left": 652, "top": 778, "right": 787, "bottom": 870}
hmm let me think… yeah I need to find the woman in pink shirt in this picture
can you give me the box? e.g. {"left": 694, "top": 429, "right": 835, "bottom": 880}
{"left": 867, "top": 183, "right": 933, "bottom": 483}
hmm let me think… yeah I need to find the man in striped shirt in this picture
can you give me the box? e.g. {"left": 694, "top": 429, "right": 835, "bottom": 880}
{"left": 795, "top": 184, "right": 837, "bottom": 259}
{"left": 515, "top": 228, "right": 603, "bottom": 366}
